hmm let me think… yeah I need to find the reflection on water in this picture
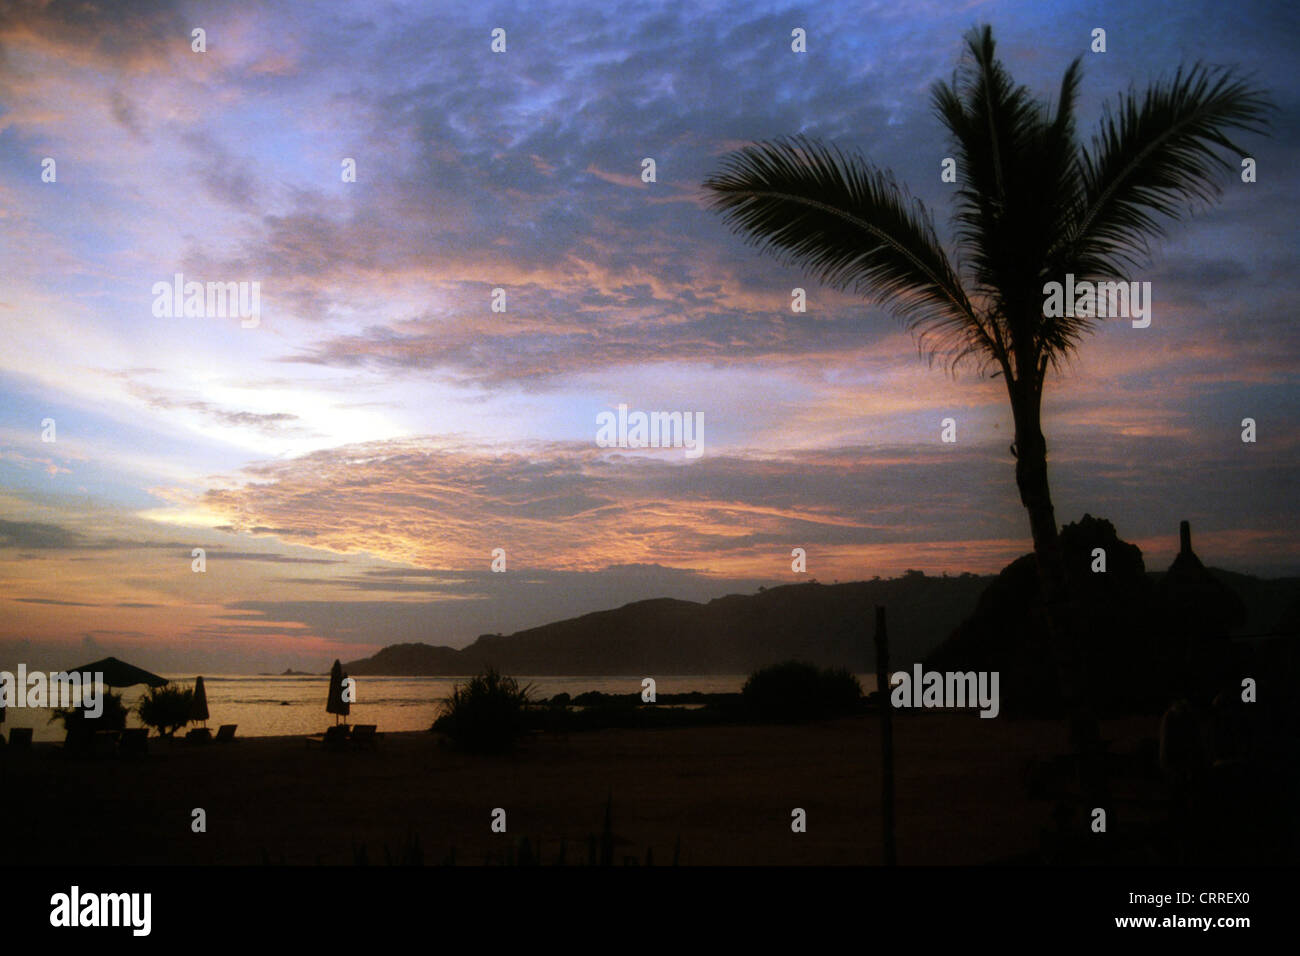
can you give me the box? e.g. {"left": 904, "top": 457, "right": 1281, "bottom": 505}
{"left": 8, "top": 673, "right": 880, "bottom": 742}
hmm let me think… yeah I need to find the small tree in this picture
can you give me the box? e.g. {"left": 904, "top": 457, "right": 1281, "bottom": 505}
{"left": 136, "top": 685, "right": 194, "bottom": 737}
{"left": 743, "top": 660, "right": 862, "bottom": 722}
{"left": 432, "top": 667, "right": 533, "bottom": 753}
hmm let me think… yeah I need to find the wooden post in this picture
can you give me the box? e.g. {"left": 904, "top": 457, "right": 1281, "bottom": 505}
{"left": 874, "top": 605, "right": 897, "bottom": 866}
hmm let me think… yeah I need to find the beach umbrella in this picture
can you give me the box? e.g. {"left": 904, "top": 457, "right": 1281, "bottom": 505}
{"left": 326, "top": 660, "right": 350, "bottom": 725}
{"left": 65, "top": 656, "right": 167, "bottom": 689}
{"left": 190, "top": 676, "right": 210, "bottom": 726}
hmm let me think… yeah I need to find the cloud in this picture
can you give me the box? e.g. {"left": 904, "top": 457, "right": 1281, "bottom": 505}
{"left": 585, "top": 164, "right": 649, "bottom": 190}
{"left": 188, "top": 436, "right": 1031, "bottom": 577}
{"left": 0, "top": 519, "right": 83, "bottom": 549}
{"left": 14, "top": 597, "right": 98, "bottom": 607}
{"left": 0, "top": 0, "right": 1295, "bottom": 673}
{"left": 124, "top": 380, "right": 303, "bottom": 433}
{"left": 201, "top": 551, "right": 342, "bottom": 565}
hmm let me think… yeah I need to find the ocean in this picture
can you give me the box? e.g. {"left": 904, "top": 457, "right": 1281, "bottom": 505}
{"left": 8, "top": 673, "right": 881, "bottom": 743}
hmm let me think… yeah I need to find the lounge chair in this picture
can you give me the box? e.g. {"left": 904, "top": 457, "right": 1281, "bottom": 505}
{"left": 119, "top": 727, "right": 149, "bottom": 758}
{"left": 91, "top": 730, "right": 121, "bottom": 757}
{"left": 306, "top": 724, "right": 351, "bottom": 750}
{"left": 215, "top": 724, "right": 237, "bottom": 743}
{"left": 6, "top": 727, "right": 32, "bottom": 752}
{"left": 63, "top": 727, "right": 93, "bottom": 757}
{"left": 185, "top": 727, "right": 213, "bottom": 744}
{"left": 349, "top": 724, "right": 379, "bottom": 749}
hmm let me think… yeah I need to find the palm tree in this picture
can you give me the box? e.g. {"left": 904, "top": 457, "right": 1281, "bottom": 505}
{"left": 704, "top": 25, "right": 1271, "bottom": 737}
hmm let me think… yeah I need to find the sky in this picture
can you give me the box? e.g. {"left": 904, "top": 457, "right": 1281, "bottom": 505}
{"left": 0, "top": 0, "right": 1296, "bottom": 674}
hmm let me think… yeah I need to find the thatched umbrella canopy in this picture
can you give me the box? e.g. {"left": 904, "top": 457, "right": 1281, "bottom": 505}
{"left": 1159, "top": 521, "right": 1247, "bottom": 637}
{"left": 66, "top": 656, "right": 167, "bottom": 689}
{"left": 1158, "top": 521, "right": 1250, "bottom": 701}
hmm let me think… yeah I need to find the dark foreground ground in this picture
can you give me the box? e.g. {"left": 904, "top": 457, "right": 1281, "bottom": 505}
{"left": 1, "top": 712, "right": 1292, "bottom": 865}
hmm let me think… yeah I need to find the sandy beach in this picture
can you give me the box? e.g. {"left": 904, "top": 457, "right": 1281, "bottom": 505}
{"left": 0, "top": 712, "right": 1177, "bottom": 866}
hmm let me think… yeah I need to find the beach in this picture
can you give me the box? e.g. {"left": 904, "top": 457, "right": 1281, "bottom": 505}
{"left": 0, "top": 712, "right": 1164, "bottom": 866}
{"left": 2, "top": 674, "right": 861, "bottom": 744}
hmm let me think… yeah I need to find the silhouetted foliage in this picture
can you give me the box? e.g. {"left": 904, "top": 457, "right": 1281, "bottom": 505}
{"left": 136, "top": 685, "right": 194, "bottom": 737}
{"left": 432, "top": 666, "right": 533, "bottom": 752}
{"left": 50, "top": 690, "right": 128, "bottom": 733}
{"left": 925, "top": 514, "right": 1255, "bottom": 715}
{"left": 742, "top": 660, "right": 861, "bottom": 722}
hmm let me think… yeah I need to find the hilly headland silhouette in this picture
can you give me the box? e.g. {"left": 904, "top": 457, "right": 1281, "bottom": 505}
{"left": 346, "top": 517, "right": 1299, "bottom": 711}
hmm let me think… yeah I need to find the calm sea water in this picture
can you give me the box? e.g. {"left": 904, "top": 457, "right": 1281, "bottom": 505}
{"left": 10, "top": 673, "right": 881, "bottom": 742}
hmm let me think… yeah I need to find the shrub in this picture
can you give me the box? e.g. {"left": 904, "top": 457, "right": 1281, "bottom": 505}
{"left": 742, "top": 660, "right": 861, "bottom": 722}
{"left": 50, "top": 690, "right": 129, "bottom": 733}
{"left": 432, "top": 667, "right": 534, "bottom": 753}
{"left": 136, "top": 685, "right": 195, "bottom": 737}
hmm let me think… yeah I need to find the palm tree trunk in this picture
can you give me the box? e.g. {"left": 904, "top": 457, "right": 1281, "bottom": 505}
{"left": 1011, "top": 387, "right": 1095, "bottom": 750}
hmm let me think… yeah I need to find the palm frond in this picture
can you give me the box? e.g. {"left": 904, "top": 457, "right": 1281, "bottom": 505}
{"left": 702, "top": 134, "right": 993, "bottom": 371}
{"left": 702, "top": 30, "right": 1272, "bottom": 392}
{"left": 1062, "top": 63, "right": 1273, "bottom": 275}
{"left": 932, "top": 27, "right": 1088, "bottom": 378}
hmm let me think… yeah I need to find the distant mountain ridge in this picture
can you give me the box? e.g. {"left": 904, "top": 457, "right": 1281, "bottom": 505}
{"left": 345, "top": 557, "right": 1299, "bottom": 679}
{"left": 344, "top": 572, "right": 992, "bottom": 676}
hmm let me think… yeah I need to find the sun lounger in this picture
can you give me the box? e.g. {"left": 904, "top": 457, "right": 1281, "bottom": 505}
{"left": 215, "top": 724, "right": 237, "bottom": 743}
{"left": 349, "top": 724, "right": 379, "bottom": 749}
{"left": 6, "top": 727, "right": 32, "bottom": 752}
{"left": 306, "top": 724, "right": 351, "bottom": 750}
{"left": 63, "top": 728, "right": 92, "bottom": 757}
{"left": 92, "top": 730, "right": 121, "bottom": 757}
{"left": 119, "top": 727, "right": 149, "bottom": 758}
{"left": 185, "top": 727, "right": 213, "bottom": 744}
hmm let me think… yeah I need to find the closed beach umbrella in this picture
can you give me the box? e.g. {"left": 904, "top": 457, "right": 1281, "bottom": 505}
{"left": 190, "top": 676, "right": 210, "bottom": 725}
{"left": 65, "top": 656, "right": 167, "bottom": 689}
{"left": 326, "top": 660, "right": 350, "bottom": 724}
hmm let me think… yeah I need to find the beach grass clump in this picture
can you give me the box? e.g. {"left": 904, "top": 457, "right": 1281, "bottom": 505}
{"left": 742, "top": 660, "right": 861, "bottom": 722}
{"left": 136, "top": 685, "right": 195, "bottom": 737}
{"left": 433, "top": 667, "right": 534, "bottom": 753}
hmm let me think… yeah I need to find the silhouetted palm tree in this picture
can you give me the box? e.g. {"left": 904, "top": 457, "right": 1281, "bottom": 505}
{"left": 704, "top": 25, "right": 1271, "bottom": 737}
